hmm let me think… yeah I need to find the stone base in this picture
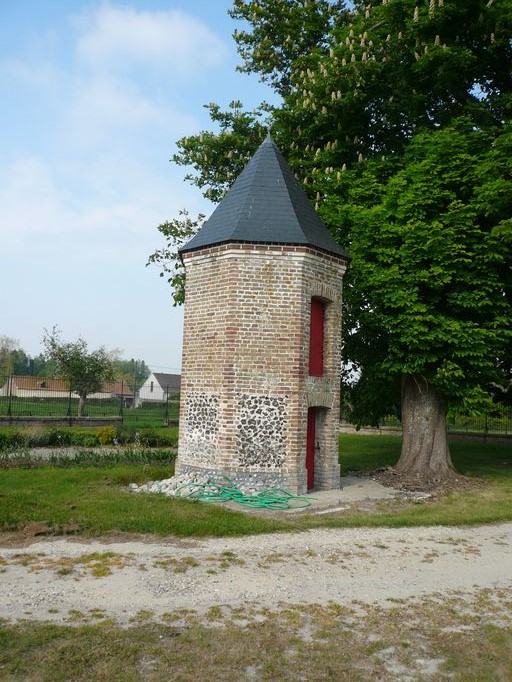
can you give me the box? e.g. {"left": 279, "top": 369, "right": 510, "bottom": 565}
{"left": 175, "top": 463, "right": 302, "bottom": 495}
{"left": 174, "top": 463, "right": 341, "bottom": 496}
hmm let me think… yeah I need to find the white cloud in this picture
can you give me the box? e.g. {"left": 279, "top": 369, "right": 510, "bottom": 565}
{"left": 0, "top": 156, "right": 72, "bottom": 240}
{"left": 66, "top": 75, "right": 167, "bottom": 145}
{"left": 74, "top": 4, "right": 227, "bottom": 77}
{"left": 0, "top": 151, "right": 208, "bottom": 246}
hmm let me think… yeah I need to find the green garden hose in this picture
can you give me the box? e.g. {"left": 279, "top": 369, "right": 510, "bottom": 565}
{"left": 175, "top": 474, "right": 313, "bottom": 510}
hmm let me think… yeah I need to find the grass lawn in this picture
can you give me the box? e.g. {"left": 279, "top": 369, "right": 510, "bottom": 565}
{"left": 0, "top": 434, "right": 511, "bottom": 536}
{"left": 340, "top": 433, "right": 512, "bottom": 477}
{"left": 1, "top": 434, "right": 511, "bottom": 681}
{"left": 1, "top": 592, "right": 511, "bottom": 681}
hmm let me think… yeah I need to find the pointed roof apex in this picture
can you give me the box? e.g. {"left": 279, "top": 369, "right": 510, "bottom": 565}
{"left": 180, "top": 136, "right": 348, "bottom": 259}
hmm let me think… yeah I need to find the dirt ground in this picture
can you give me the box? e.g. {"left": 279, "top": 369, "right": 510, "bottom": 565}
{"left": 1, "top": 521, "right": 511, "bottom": 627}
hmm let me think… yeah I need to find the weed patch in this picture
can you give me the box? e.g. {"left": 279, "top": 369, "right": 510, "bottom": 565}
{"left": 1, "top": 590, "right": 510, "bottom": 680}
{"left": 3, "top": 550, "right": 133, "bottom": 578}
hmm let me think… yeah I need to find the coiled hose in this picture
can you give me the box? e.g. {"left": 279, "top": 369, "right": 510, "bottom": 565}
{"left": 175, "top": 474, "right": 313, "bottom": 510}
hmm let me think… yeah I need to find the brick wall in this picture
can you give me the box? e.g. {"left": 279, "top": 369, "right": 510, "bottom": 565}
{"left": 176, "top": 243, "right": 346, "bottom": 494}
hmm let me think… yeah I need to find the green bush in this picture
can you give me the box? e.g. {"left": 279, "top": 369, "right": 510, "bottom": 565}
{"left": 46, "top": 429, "right": 73, "bottom": 446}
{"left": 114, "top": 426, "right": 133, "bottom": 445}
{"left": 0, "top": 424, "right": 179, "bottom": 452}
{"left": 137, "top": 427, "right": 158, "bottom": 447}
{"left": 97, "top": 426, "right": 117, "bottom": 445}
{"left": 128, "top": 426, "right": 178, "bottom": 448}
{"left": 0, "top": 430, "right": 26, "bottom": 450}
{"left": 70, "top": 431, "right": 99, "bottom": 447}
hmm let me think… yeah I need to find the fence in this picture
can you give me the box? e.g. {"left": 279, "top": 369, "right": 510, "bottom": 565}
{"left": 378, "top": 412, "right": 512, "bottom": 437}
{"left": 0, "top": 375, "right": 179, "bottom": 426}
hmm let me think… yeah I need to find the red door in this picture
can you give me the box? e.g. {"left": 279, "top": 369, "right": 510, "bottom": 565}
{"left": 306, "top": 408, "right": 316, "bottom": 490}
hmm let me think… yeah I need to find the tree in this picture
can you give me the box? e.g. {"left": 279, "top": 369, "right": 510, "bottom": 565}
{"left": 338, "top": 120, "right": 511, "bottom": 478}
{"left": 42, "top": 328, "right": 116, "bottom": 417}
{"left": 0, "top": 336, "right": 20, "bottom": 376}
{"left": 29, "top": 353, "right": 57, "bottom": 377}
{"left": 0, "top": 337, "right": 63, "bottom": 376}
{"left": 113, "top": 358, "right": 151, "bottom": 392}
{"left": 153, "top": 0, "right": 512, "bottom": 485}
{"left": 147, "top": 210, "right": 205, "bottom": 306}
{"left": 230, "top": 0, "right": 348, "bottom": 96}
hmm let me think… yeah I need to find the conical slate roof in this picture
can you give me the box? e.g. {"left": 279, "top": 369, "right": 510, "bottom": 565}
{"left": 180, "top": 136, "right": 348, "bottom": 258}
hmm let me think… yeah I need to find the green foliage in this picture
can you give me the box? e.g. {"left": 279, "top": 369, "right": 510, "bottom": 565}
{"left": 97, "top": 426, "right": 117, "bottom": 445}
{"left": 277, "top": 0, "right": 512, "bottom": 171}
{"left": 0, "top": 448, "right": 176, "bottom": 471}
{"left": 230, "top": 0, "right": 347, "bottom": 96}
{"left": 1, "top": 337, "right": 151, "bottom": 386}
{"left": 0, "top": 336, "right": 38, "bottom": 375}
{"left": 147, "top": 210, "right": 205, "bottom": 306}
{"left": 0, "top": 336, "right": 22, "bottom": 375}
{"left": 340, "top": 120, "right": 512, "bottom": 410}
{"left": 111, "top": 358, "right": 150, "bottom": 390}
{"left": 173, "top": 101, "right": 270, "bottom": 203}
{"left": 0, "top": 427, "right": 96, "bottom": 453}
{"left": 0, "top": 425, "right": 178, "bottom": 455}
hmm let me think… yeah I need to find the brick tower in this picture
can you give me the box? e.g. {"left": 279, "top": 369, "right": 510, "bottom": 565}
{"left": 175, "top": 136, "right": 348, "bottom": 494}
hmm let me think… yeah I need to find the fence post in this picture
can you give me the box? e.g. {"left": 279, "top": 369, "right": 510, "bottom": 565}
{"left": 484, "top": 411, "right": 488, "bottom": 443}
{"left": 7, "top": 375, "right": 13, "bottom": 421}
{"left": 67, "top": 385, "right": 72, "bottom": 426}
{"left": 119, "top": 381, "right": 124, "bottom": 421}
{"left": 164, "top": 386, "right": 170, "bottom": 426}
{"left": 132, "top": 360, "right": 137, "bottom": 408}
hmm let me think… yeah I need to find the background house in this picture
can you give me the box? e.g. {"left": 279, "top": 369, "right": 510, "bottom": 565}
{"left": 138, "top": 373, "right": 181, "bottom": 403}
{"left": 0, "top": 376, "right": 132, "bottom": 401}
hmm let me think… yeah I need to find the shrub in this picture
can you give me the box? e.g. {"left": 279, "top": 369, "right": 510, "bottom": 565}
{"left": 0, "top": 430, "right": 28, "bottom": 451}
{"left": 97, "top": 426, "right": 117, "bottom": 446}
{"left": 70, "top": 431, "right": 99, "bottom": 447}
{"left": 46, "top": 429, "right": 73, "bottom": 446}
{"left": 115, "top": 426, "right": 133, "bottom": 445}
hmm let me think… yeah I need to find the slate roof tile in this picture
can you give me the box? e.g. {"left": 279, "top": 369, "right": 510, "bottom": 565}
{"left": 180, "top": 136, "right": 348, "bottom": 259}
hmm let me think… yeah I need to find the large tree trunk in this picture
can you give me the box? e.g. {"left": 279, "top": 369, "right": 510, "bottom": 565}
{"left": 396, "top": 374, "right": 455, "bottom": 484}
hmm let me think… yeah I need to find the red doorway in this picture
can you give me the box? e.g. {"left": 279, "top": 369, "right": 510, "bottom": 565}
{"left": 306, "top": 407, "right": 316, "bottom": 490}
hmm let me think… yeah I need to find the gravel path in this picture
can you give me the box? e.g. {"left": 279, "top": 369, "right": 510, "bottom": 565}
{"left": 1, "top": 523, "right": 511, "bottom": 625}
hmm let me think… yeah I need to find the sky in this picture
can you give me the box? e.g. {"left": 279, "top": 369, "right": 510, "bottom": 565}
{"left": 1, "top": 0, "right": 276, "bottom": 373}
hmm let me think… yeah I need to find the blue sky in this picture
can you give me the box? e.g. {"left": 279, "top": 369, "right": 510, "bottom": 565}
{"left": 1, "top": 0, "right": 276, "bottom": 372}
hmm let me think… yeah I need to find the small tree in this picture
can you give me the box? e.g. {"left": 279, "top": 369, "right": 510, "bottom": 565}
{"left": 42, "top": 328, "right": 115, "bottom": 417}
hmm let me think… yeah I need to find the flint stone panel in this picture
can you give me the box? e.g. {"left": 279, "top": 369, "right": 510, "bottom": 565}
{"left": 236, "top": 394, "right": 287, "bottom": 469}
{"left": 182, "top": 392, "right": 219, "bottom": 465}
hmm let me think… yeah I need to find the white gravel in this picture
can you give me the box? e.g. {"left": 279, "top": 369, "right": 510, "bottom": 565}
{"left": 1, "top": 523, "right": 511, "bottom": 626}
